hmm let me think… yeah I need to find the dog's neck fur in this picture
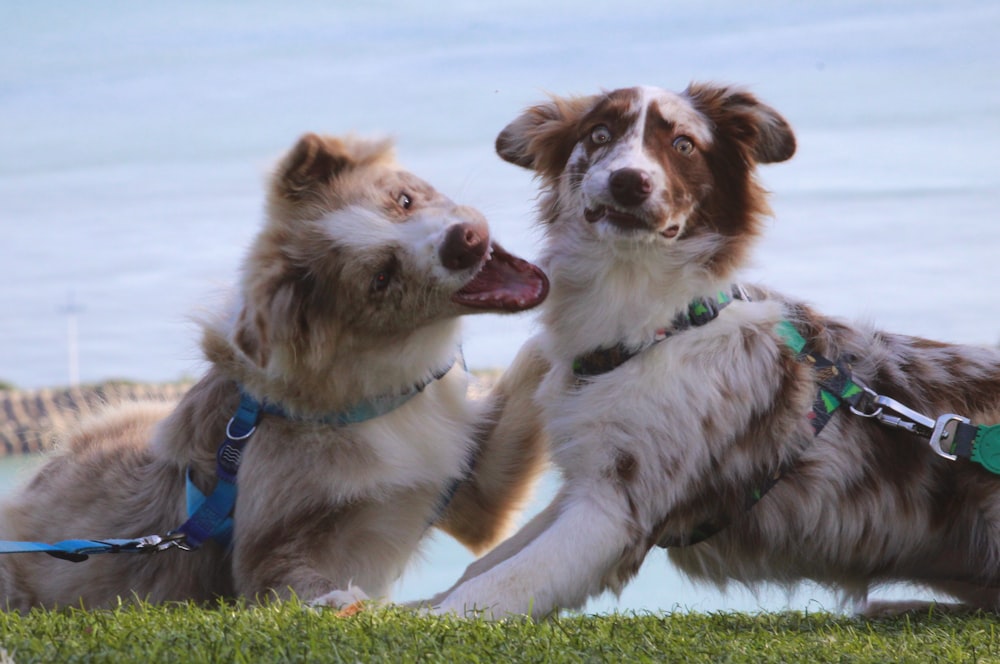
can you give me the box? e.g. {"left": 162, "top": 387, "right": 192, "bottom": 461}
{"left": 540, "top": 214, "right": 744, "bottom": 359}
{"left": 201, "top": 311, "right": 462, "bottom": 417}
{"left": 154, "top": 313, "right": 463, "bottom": 477}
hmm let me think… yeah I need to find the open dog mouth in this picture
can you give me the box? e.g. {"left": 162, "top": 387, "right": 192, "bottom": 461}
{"left": 452, "top": 242, "right": 549, "bottom": 312}
{"left": 585, "top": 206, "right": 681, "bottom": 238}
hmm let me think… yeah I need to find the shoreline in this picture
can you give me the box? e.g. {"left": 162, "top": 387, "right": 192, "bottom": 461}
{"left": 0, "top": 380, "right": 192, "bottom": 457}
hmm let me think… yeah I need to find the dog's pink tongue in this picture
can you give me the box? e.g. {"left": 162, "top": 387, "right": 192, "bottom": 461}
{"left": 452, "top": 243, "right": 549, "bottom": 312}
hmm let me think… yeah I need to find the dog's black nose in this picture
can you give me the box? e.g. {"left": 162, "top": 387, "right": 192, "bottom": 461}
{"left": 440, "top": 221, "right": 489, "bottom": 271}
{"left": 609, "top": 168, "right": 653, "bottom": 207}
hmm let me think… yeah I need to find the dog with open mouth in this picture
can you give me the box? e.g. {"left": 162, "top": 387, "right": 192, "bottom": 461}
{"left": 421, "top": 83, "right": 1000, "bottom": 618}
{"left": 0, "top": 133, "right": 549, "bottom": 610}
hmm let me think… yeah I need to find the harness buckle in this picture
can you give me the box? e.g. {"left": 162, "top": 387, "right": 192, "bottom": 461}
{"left": 136, "top": 532, "right": 192, "bottom": 553}
{"left": 928, "top": 414, "right": 971, "bottom": 461}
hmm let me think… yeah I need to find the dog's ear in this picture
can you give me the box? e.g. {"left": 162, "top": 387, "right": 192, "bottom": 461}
{"left": 496, "top": 95, "right": 597, "bottom": 179}
{"left": 685, "top": 83, "right": 796, "bottom": 165}
{"left": 233, "top": 271, "right": 293, "bottom": 369}
{"left": 272, "top": 133, "right": 395, "bottom": 204}
{"left": 274, "top": 133, "right": 354, "bottom": 201}
{"left": 233, "top": 271, "right": 318, "bottom": 369}
{"left": 233, "top": 298, "right": 271, "bottom": 369}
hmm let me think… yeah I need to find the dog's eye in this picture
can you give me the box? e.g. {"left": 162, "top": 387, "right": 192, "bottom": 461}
{"left": 590, "top": 125, "right": 612, "bottom": 146}
{"left": 397, "top": 193, "right": 413, "bottom": 210}
{"left": 371, "top": 257, "right": 399, "bottom": 293}
{"left": 672, "top": 136, "right": 695, "bottom": 155}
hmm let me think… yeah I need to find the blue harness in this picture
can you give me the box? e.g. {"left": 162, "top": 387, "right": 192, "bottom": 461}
{"left": 0, "top": 357, "right": 460, "bottom": 562}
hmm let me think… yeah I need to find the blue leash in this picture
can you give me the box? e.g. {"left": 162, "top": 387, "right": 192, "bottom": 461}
{"left": 0, "top": 357, "right": 461, "bottom": 562}
{"left": 0, "top": 537, "right": 188, "bottom": 563}
{"left": 0, "top": 393, "right": 263, "bottom": 562}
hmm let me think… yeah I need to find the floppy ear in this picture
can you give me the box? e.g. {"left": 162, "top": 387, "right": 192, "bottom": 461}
{"left": 233, "top": 271, "right": 318, "bottom": 369}
{"left": 495, "top": 94, "right": 598, "bottom": 180}
{"left": 233, "top": 298, "right": 271, "bottom": 369}
{"left": 233, "top": 277, "right": 294, "bottom": 369}
{"left": 685, "top": 83, "right": 796, "bottom": 165}
{"left": 272, "top": 133, "right": 357, "bottom": 202}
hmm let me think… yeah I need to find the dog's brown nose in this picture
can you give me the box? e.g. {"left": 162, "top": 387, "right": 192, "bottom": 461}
{"left": 439, "top": 221, "right": 489, "bottom": 271}
{"left": 609, "top": 168, "right": 653, "bottom": 207}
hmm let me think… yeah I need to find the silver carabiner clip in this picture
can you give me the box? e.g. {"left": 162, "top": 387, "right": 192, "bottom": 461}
{"left": 136, "top": 532, "right": 192, "bottom": 553}
{"left": 872, "top": 395, "right": 936, "bottom": 432}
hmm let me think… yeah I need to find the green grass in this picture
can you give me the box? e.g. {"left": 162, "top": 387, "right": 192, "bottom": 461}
{"left": 0, "top": 601, "right": 998, "bottom": 663}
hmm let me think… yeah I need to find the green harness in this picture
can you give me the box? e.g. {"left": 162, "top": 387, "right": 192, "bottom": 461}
{"left": 571, "top": 287, "right": 1000, "bottom": 548}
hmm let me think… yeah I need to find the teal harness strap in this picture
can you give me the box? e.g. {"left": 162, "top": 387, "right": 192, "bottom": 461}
{"left": 184, "top": 469, "right": 235, "bottom": 547}
{"left": 178, "top": 354, "right": 461, "bottom": 550}
{"left": 0, "top": 355, "right": 463, "bottom": 561}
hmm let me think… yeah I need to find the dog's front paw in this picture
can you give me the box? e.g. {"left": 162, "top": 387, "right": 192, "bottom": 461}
{"left": 309, "top": 584, "right": 371, "bottom": 613}
{"left": 432, "top": 590, "right": 502, "bottom": 619}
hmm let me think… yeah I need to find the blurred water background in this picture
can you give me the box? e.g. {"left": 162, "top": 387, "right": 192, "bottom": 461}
{"left": 1, "top": 0, "right": 999, "bottom": 613}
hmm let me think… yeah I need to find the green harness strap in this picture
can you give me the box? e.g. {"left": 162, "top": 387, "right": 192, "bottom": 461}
{"left": 774, "top": 320, "right": 869, "bottom": 434}
{"left": 658, "top": 319, "right": 867, "bottom": 548}
{"left": 778, "top": 319, "right": 1000, "bottom": 476}
{"left": 658, "top": 317, "right": 1000, "bottom": 549}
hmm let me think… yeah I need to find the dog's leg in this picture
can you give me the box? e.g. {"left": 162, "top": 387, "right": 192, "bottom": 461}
{"left": 430, "top": 482, "right": 632, "bottom": 618}
{"left": 436, "top": 337, "right": 550, "bottom": 553}
{"left": 417, "top": 486, "right": 564, "bottom": 610}
{"left": 858, "top": 597, "right": 978, "bottom": 617}
{"left": 930, "top": 581, "right": 1000, "bottom": 611}
{"left": 859, "top": 580, "right": 1000, "bottom": 617}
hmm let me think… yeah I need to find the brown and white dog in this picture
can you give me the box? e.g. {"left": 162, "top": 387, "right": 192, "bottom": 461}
{"left": 423, "top": 83, "right": 1000, "bottom": 618}
{"left": 0, "top": 133, "right": 549, "bottom": 610}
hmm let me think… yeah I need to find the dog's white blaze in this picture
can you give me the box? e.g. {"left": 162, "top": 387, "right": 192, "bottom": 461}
{"left": 324, "top": 204, "right": 451, "bottom": 258}
{"left": 580, "top": 96, "right": 658, "bottom": 207}
{"left": 576, "top": 87, "right": 712, "bottom": 241}
{"left": 322, "top": 205, "right": 400, "bottom": 247}
{"left": 639, "top": 85, "right": 714, "bottom": 147}
{"left": 322, "top": 204, "right": 480, "bottom": 288}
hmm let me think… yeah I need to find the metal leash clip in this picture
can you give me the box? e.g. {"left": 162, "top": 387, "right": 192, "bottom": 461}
{"left": 870, "top": 395, "right": 970, "bottom": 461}
{"left": 134, "top": 532, "right": 192, "bottom": 553}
